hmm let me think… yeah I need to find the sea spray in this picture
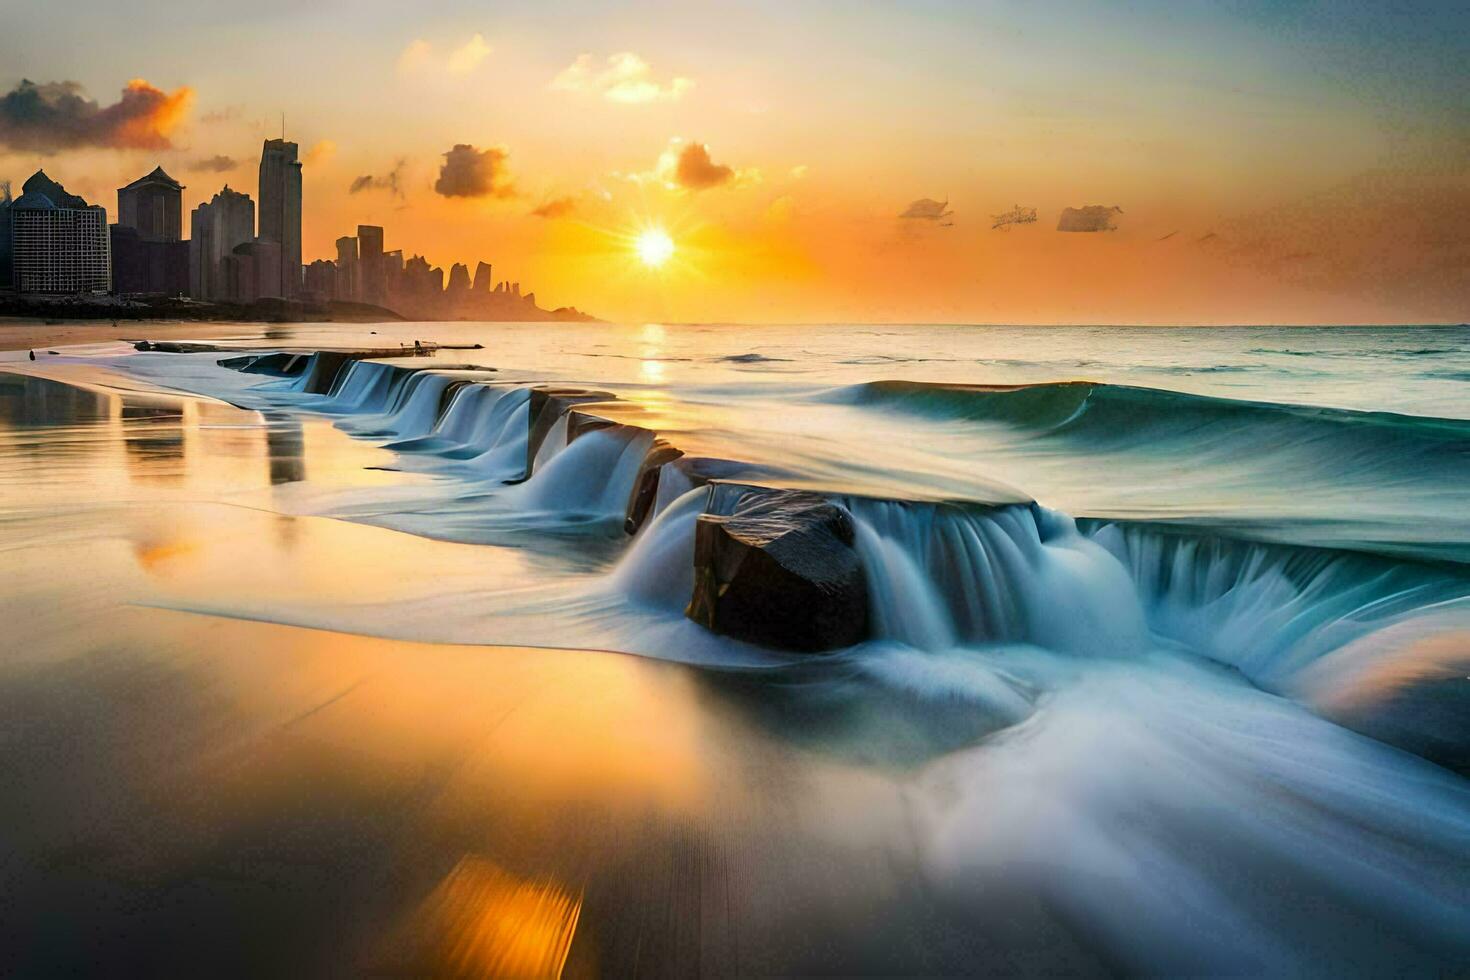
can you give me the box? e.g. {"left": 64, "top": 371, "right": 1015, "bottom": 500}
{"left": 847, "top": 499, "right": 1147, "bottom": 655}
{"left": 510, "top": 424, "right": 655, "bottom": 518}
{"left": 1090, "top": 521, "right": 1470, "bottom": 687}
{"left": 611, "top": 486, "right": 707, "bottom": 607}
{"left": 912, "top": 654, "right": 1470, "bottom": 973}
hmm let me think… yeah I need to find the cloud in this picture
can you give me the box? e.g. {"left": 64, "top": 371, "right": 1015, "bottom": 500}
{"left": 189, "top": 155, "right": 237, "bottom": 173}
{"left": 350, "top": 159, "right": 406, "bottom": 198}
{"left": 1057, "top": 205, "right": 1123, "bottom": 232}
{"left": 447, "top": 34, "right": 491, "bottom": 74}
{"left": 672, "top": 141, "right": 734, "bottom": 190}
{"left": 435, "top": 144, "right": 514, "bottom": 198}
{"left": 0, "top": 78, "right": 191, "bottom": 153}
{"left": 530, "top": 196, "right": 576, "bottom": 219}
{"left": 764, "top": 194, "right": 795, "bottom": 224}
{"left": 632, "top": 139, "right": 755, "bottom": 192}
{"left": 397, "top": 39, "right": 433, "bottom": 75}
{"left": 550, "top": 52, "right": 692, "bottom": 104}
{"left": 399, "top": 35, "right": 491, "bottom": 77}
{"left": 304, "top": 139, "right": 336, "bottom": 166}
{"left": 900, "top": 198, "right": 953, "bottom": 220}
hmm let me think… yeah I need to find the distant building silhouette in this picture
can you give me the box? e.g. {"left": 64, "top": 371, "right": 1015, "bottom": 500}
{"left": 221, "top": 240, "right": 281, "bottom": 303}
{"left": 357, "top": 225, "right": 384, "bottom": 305}
{"left": 113, "top": 167, "right": 187, "bottom": 295}
{"left": 10, "top": 171, "right": 110, "bottom": 293}
{"left": 447, "top": 262, "right": 471, "bottom": 295}
{"left": 189, "top": 185, "right": 254, "bottom": 300}
{"left": 110, "top": 225, "right": 188, "bottom": 295}
{"left": 117, "top": 167, "right": 184, "bottom": 242}
{"left": 335, "top": 235, "right": 358, "bottom": 301}
{"left": 382, "top": 249, "right": 404, "bottom": 300}
{"left": 0, "top": 183, "right": 12, "bottom": 290}
{"left": 304, "top": 258, "right": 338, "bottom": 300}
{"left": 257, "top": 139, "right": 302, "bottom": 298}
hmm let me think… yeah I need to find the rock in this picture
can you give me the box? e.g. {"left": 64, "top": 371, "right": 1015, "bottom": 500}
{"left": 300, "top": 351, "right": 358, "bottom": 394}
{"left": 437, "top": 378, "right": 478, "bottom": 418}
{"left": 566, "top": 410, "right": 619, "bottom": 444}
{"left": 133, "top": 340, "right": 231, "bottom": 354}
{"left": 687, "top": 488, "right": 869, "bottom": 652}
{"left": 624, "top": 440, "right": 685, "bottom": 534}
{"left": 226, "top": 351, "right": 307, "bottom": 376}
{"left": 522, "top": 387, "right": 613, "bottom": 480}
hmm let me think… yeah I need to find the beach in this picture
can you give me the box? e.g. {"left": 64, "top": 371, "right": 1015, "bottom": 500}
{"left": 0, "top": 318, "right": 277, "bottom": 354}
{"left": 1, "top": 320, "right": 1467, "bottom": 974}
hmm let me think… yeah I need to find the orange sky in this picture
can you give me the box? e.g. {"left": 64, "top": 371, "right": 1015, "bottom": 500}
{"left": 2, "top": 1, "right": 1466, "bottom": 323}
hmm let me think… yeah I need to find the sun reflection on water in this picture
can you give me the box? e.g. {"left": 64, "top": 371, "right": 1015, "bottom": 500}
{"left": 382, "top": 855, "right": 582, "bottom": 978}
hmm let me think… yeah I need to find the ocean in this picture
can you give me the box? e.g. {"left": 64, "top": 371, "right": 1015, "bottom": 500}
{"left": 1, "top": 321, "right": 1467, "bottom": 975}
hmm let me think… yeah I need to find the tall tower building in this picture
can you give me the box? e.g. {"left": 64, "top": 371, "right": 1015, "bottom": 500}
{"left": 335, "top": 235, "right": 358, "bottom": 301}
{"left": 189, "top": 185, "right": 255, "bottom": 300}
{"left": 257, "top": 139, "right": 302, "bottom": 298}
{"left": 0, "top": 184, "right": 12, "bottom": 290}
{"left": 356, "top": 225, "right": 384, "bottom": 306}
{"left": 117, "top": 167, "right": 184, "bottom": 241}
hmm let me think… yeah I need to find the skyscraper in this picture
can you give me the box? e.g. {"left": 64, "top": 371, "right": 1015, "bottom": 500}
{"left": 0, "top": 183, "right": 12, "bottom": 290}
{"left": 189, "top": 185, "right": 254, "bottom": 300}
{"left": 304, "top": 259, "right": 338, "bottom": 300}
{"left": 335, "top": 235, "right": 358, "bottom": 301}
{"left": 10, "top": 171, "right": 110, "bottom": 294}
{"left": 257, "top": 139, "right": 302, "bottom": 298}
{"left": 117, "top": 167, "right": 184, "bottom": 241}
{"left": 114, "top": 167, "right": 187, "bottom": 295}
{"left": 356, "top": 225, "right": 384, "bottom": 306}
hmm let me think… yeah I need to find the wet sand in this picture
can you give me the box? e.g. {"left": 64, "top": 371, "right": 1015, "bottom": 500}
{"left": 3, "top": 606, "right": 1003, "bottom": 977}
{"left": 0, "top": 319, "right": 269, "bottom": 354}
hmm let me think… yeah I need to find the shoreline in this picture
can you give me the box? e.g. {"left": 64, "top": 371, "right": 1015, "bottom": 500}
{"left": 0, "top": 319, "right": 269, "bottom": 353}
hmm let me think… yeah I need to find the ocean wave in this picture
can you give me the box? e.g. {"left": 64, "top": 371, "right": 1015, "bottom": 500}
{"left": 834, "top": 378, "right": 1470, "bottom": 448}
{"left": 570, "top": 351, "right": 695, "bottom": 362}
{"left": 1248, "top": 345, "right": 1464, "bottom": 358}
{"left": 1146, "top": 364, "right": 1256, "bottom": 375}
{"left": 714, "top": 353, "right": 793, "bottom": 364}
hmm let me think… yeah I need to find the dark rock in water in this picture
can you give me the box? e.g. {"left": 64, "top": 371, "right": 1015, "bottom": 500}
{"left": 222, "top": 351, "right": 307, "bottom": 377}
{"left": 134, "top": 340, "right": 231, "bottom": 354}
{"left": 301, "top": 351, "right": 359, "bottom": 394}
{"left": 437, "top": 378, "right": 478, "bottom": 419}
{"left": 624, "top": 440, "right": 685, "bottom": 534}
{"left": 521, "top": 387, "right": 613, "bottom": 480}
{"left": 566, "top": 410, "right": 618, "bottom": 444}
{"left": 687, "top": 488, "right": 868, "bottom": 652}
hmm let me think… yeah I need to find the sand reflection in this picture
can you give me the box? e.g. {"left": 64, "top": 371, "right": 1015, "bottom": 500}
{"left": 379, "top": 855, "right": 581, "bottom": 978}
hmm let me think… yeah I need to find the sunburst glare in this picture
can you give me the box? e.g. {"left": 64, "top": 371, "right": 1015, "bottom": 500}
{"left": 634, "top": 228, "right": 675, "bottom": 268}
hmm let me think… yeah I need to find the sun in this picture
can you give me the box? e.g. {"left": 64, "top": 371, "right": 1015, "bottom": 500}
{"left": 634, "top": 228, "right": 675, "bottom": 268}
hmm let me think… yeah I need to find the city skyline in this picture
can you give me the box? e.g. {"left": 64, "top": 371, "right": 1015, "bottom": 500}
{"left": 0, "top": 1, "right": 1466, "bottom": 323}
{"left": 2, "top": 140, "right": 572, "bottom": 319}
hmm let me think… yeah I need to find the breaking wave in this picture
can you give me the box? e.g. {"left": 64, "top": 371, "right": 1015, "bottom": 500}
{"left": 835, "top": 379, "right": 1470, "bottom": 485}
